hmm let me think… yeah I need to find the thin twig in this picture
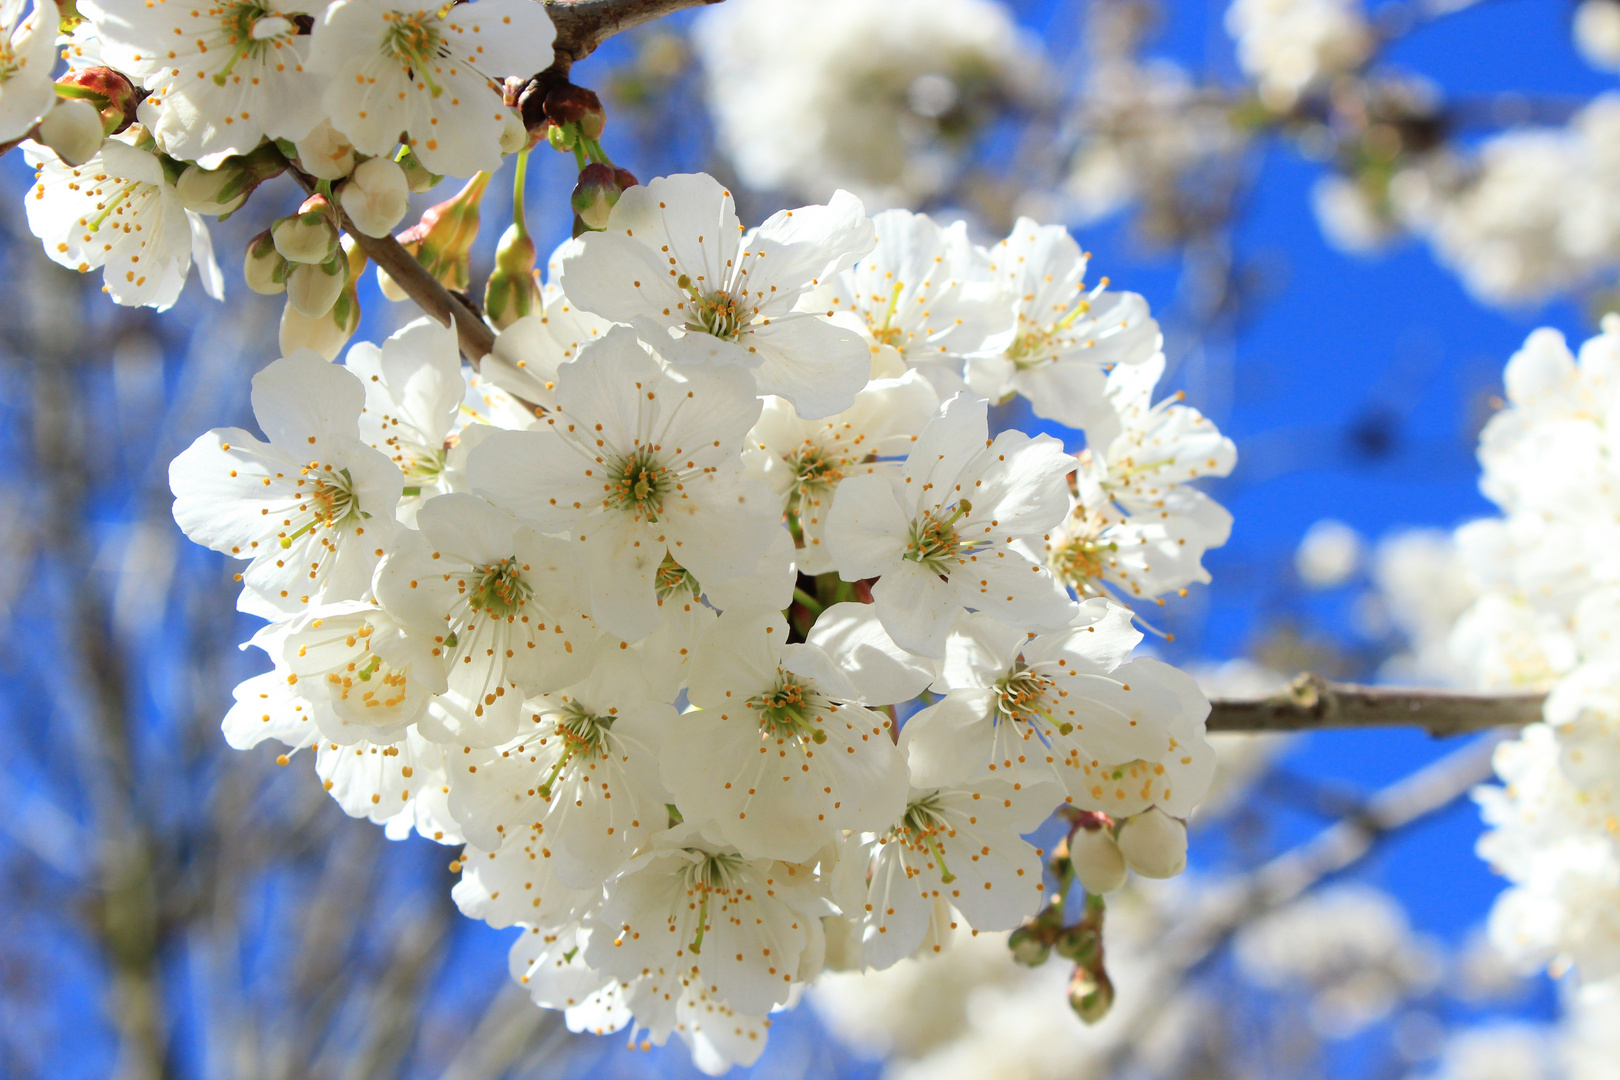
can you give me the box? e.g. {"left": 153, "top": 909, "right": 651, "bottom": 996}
{"left": 289, "top": 171, "right": 497, "bottom": 365}
{"left": 1207, "top": 673, "right": 1544, "bottom": 736}
{"left": 543, "top": 0, "right": 726, "bottom": 76}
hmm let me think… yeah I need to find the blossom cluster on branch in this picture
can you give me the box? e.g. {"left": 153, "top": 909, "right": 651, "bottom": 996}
{"left": 1463, "top": 320, "right": 1620, "bottom": 992}
{"left": 0, "top": 0, "right": 1246, "bottom": 1067}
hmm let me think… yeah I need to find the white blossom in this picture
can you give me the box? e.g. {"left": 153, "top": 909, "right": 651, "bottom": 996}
{"left": 82, "top": 0, "right": 329, "bottom": 164}
{"left": 0, "top": 0, "right": 61, "bottom": 143}
{"left": 345, "top": 316, "right": 466, "bottom": 520}
{"left": 581, "top": 823, "right": 832, "bottom": 1028}
{"left": 310, "top": 0, "right": 550, "bottom": 175}
{"left": 966, "top": 218, "right": 1161, "bottom": 443}
{"left": 467, "top": 326, "right": 779, "bottom": 642}
{"left": 169, "top": 350, "right": 401, "bottom": 618}
{"left": 835, "top": 768, "right": 1057, "bottom": 970}
{"left": 824, "top": 392, "right": 1075, "bottom": 657}
{"left": 663, "top": 608, "right": 910, "bottom": 862}
{"left": 807, "top": 208, "right": 1015, "bottom": 394}
{"left": 750, "top": 370, "right": 938, "bottom": 575}
{"left": 26, "top": 132, "right": 224, "bottom": 310}
{"left": 373, "top": 492, "right": 598, "bottom": 745}
{"left": 559, "top": 172, "right": 878, "bottom": 419}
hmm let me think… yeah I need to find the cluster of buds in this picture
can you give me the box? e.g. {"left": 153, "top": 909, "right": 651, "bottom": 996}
{"left": 29, "top": 67, "right": 140, "bottom": 166}
{"left": 242, "top": 192, "right": 364, "bottom": 358}
{"left": 1006, "top": 806, "right": 1189, "bottom": 1023}
{"left": 514, "top": 73, "right": 638, "bottom": 233}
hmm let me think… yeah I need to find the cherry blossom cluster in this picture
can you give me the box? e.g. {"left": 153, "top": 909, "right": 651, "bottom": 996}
{"left": 10, "top": 0, "right": 553, "bottom": 341}
{"left": 1461, "top": 319, "right": 1620, "bottom": 992}
{"left": 159, "top": 167, "right": 1233, "bottom": 1069}
{"left": 0, "top": 0, "right": 1236, "bottom": 1061}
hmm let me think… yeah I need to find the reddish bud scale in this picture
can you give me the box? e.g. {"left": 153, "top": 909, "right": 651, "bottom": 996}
{"left": 399, "top": 172, "right": 490, "bottom": 292}
{"left": 56, "top": 67, "right": 139, "bottom": 134}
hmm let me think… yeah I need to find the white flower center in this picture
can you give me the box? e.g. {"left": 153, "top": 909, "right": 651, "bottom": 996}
{"left": 383, "top": 9, "right": 448, "bottom": 97}
{"left": 315, "top": 619, "right": 413, "bottom": 711}
{"left": 212, "top": 2, "right": 298, "bottom": 86}
{"left": 280, "top": 465, "right": 365, "bottom": 548}
{"left": 747, "top": 673, "right": 829, "bottom": 744}
{"left": 607, "top": 448, "right": 674, "bottom": 521}
{"left": 888, "top": 793, "right": 958, "bottom": 884}
{"left": 677, "top": 273, "right": 749, "bottom": 341}
{"left": 904, "top": 499, "right": 974, "bottom": 573}
{"left": 994, "top": 663, "right": 1070, "bottom": 736}
{"left": 534, "top": 701, "right": 617, "bottom": 798}
{"left": 681, "top": 850, "right": 745, "bottom": 956}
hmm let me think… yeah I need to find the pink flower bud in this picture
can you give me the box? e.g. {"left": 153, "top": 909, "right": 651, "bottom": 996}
{"left": 55, "top": 67, "right": 138, "bottom": 134}
{"left": 571, "top": 162, "right": 629, "bottom": 231}
{"left": 398, "top": 172, "right": 489, "bottom": 291}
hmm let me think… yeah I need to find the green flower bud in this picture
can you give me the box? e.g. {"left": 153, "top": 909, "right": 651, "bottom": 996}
{"left": 177, "top": 163, "right": 250, "bottom": 216}
{"left": 272, "top": 193, "right": 340, "bottom": 264}
{"left": 571, "top": 162, "right": 636, "bottom": 231}
{"left": 243, "top": 229, "right": 290, "bottom": 296}
{"left": 280, "top": 240, "right": 364, "bottom": 360}
{"left": 547, "top": 122, "right": 576, "bottom": 152}
{"left": 484, "top": 223, "right": 541, "bottom": 330}
{"left": 1068, "top": 963, "right": 1115, "bottom": 1025}
{"left": 285, "top": 249, "right": 349, "bottom": 318}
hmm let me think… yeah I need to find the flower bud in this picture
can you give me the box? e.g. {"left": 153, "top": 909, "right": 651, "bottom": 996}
{"left": 178, "top": 142, "right": 287, "bottom": 216}
{"left": 55, "top": 66, "right": 139, "bottom": 134}
{"left": 1114, "top": 808, "right": 1188, "bottom": 880}
{"left": 1007, "top": 923, "right": 1052, "bottom": 967}
{"left": 1068, "top": 962, "right": 1115, "bottom": 1024}
{"left": 272, "top": 193, "right": 340, "bottom": 264}
{"left": 397, "top": 172, "right": 489, "bottom": 292}
{"left": 375, "top": 263, "right": 409, "bottom": 303}
{"left": 547, "top": 122, "right": 576, "bottom": 152}
{"left": 280, "top": 241, "right": 364, "bottom": 360}
{"left": 294, "top": 120, "right": 357, "bottom": 180}
{"left": 34, "top": 98, "right": 104, "bottom": 166}
{"left": 483, "top": 222, "right": 541, "bottom": 330}
{"left": 571, "top": 162, "right": 630, "bottom": 231}
{"left": 338, "top": 156, "right": 409, "bottom": 237}
{"left": 286, "top": 250, "right": 349, "bottom": 318}
{"left": 498, "top": 107, "right": 527, "bottom": 155}
{"left": 280, "top": 293, "right": 356, "bottom": 360}
{"left": 395, "top": 146, "right": 443, "bottom": 193}
{"left": 1067, "top": 827, "right": 1128, "bottom": 894}
{"left": 177, "top": 162, "right": 249, "bottom": 215}
{"left": 543, "top": 83, "right": 602, "bottom": 128}
{"left": 243, "top": 229, "right": 290, "bottom": 295}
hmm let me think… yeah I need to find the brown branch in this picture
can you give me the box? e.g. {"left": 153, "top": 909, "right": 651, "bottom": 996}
{"left": 354, "top": 225, "right": 499, "bottom": 365}
{"left": 290, "top": 170, "right": 497, "bottom": 365}
{"left": 543, "top": 0, "right": 726, "bottom": 76}
{"left": 1207, "top": 673, "right": 1545, "bottom": 736}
